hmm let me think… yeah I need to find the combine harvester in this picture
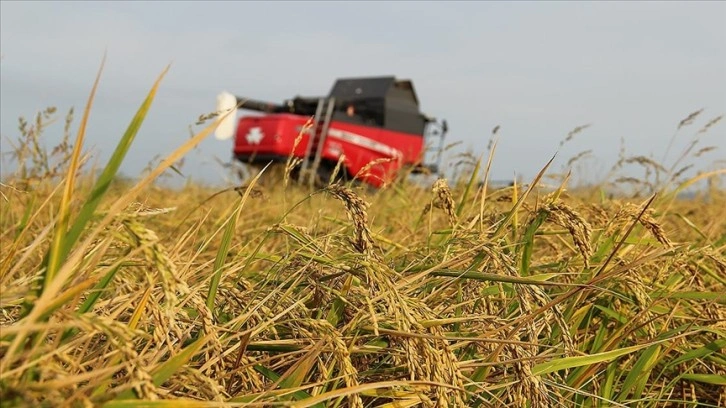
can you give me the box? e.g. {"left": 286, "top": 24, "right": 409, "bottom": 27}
{"left": 214, "top": 76, "right": 448, "bottom": 188}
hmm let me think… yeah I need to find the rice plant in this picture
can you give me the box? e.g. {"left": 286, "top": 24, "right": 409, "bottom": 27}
{"left": 1, "top": 63, "right": 724, "bottom": 408}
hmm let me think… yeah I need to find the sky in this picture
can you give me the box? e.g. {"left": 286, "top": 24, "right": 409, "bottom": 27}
{"left": 1, "top": 1, "right": 725, "bottom": 189}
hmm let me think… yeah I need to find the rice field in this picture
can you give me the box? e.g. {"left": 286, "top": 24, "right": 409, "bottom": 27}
{"left": 1, "top": 65, "right": 724, "bottom": 407}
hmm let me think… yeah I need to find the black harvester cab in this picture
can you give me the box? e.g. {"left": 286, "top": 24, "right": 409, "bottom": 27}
{"left": 246, "top": 77, "right": 431, "bottom": 133}
{"left": 322, "top": 77, "right": 448, "bottom": 174}
{"left": 326, "top": 76, "right": 428, "bottom": 136}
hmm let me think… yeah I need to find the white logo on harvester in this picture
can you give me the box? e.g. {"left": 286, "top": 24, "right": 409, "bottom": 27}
{"left": 245, "top": 127, "right": 264, "bottom": 144}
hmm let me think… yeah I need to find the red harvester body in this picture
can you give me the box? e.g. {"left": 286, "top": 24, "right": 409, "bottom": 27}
{"left": 215, "top": 76, "right": 447, "bottom": 188}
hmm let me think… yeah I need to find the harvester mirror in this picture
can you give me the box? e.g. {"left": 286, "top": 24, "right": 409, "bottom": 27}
{"left": 442, "top": 120, "right": 449, "bottom": 134}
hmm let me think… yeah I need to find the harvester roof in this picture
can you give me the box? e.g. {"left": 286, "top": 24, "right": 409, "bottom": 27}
{"left": 328, "top": 76, "right": 426, "bottom": 136}
{"left": 328, "top": 76, "right": 420, "bottom": 106}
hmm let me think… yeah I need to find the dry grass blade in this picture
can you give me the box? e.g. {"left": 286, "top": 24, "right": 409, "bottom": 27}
{"left": 532, "top": 336, "right": 678, "bottom": 376}
{"left": 478, "top": 136, "right": 498, "bottom": 232}
{"left": 697, "top": 115, "right": 722, "bottom": 134}
{"left": 288, "top": 380, "right": 465, "bottom": 408}
{"left": 678, "top": 109, "right": 705, "bottom": 130}
{"left": 493, "top": 154, "right": 556, "bottom": 237}
{"left": 43, "top": 53, "right": 106, "bottom": 291}
{"left": 207, "top": 164, "right": 270, "bottom": 314}
{"left": 560, "top": 124, "right": 591, "bottom": 147}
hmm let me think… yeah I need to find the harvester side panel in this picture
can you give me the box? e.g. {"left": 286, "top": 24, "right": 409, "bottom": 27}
{"left": 232, "top": 113, "right": 426, "bottom": 188}
{"left": 233, "top": 114, "right": 311, "bottom": 163}
{"left": 323, "top": 121, "right": 424, "bottom": 187}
